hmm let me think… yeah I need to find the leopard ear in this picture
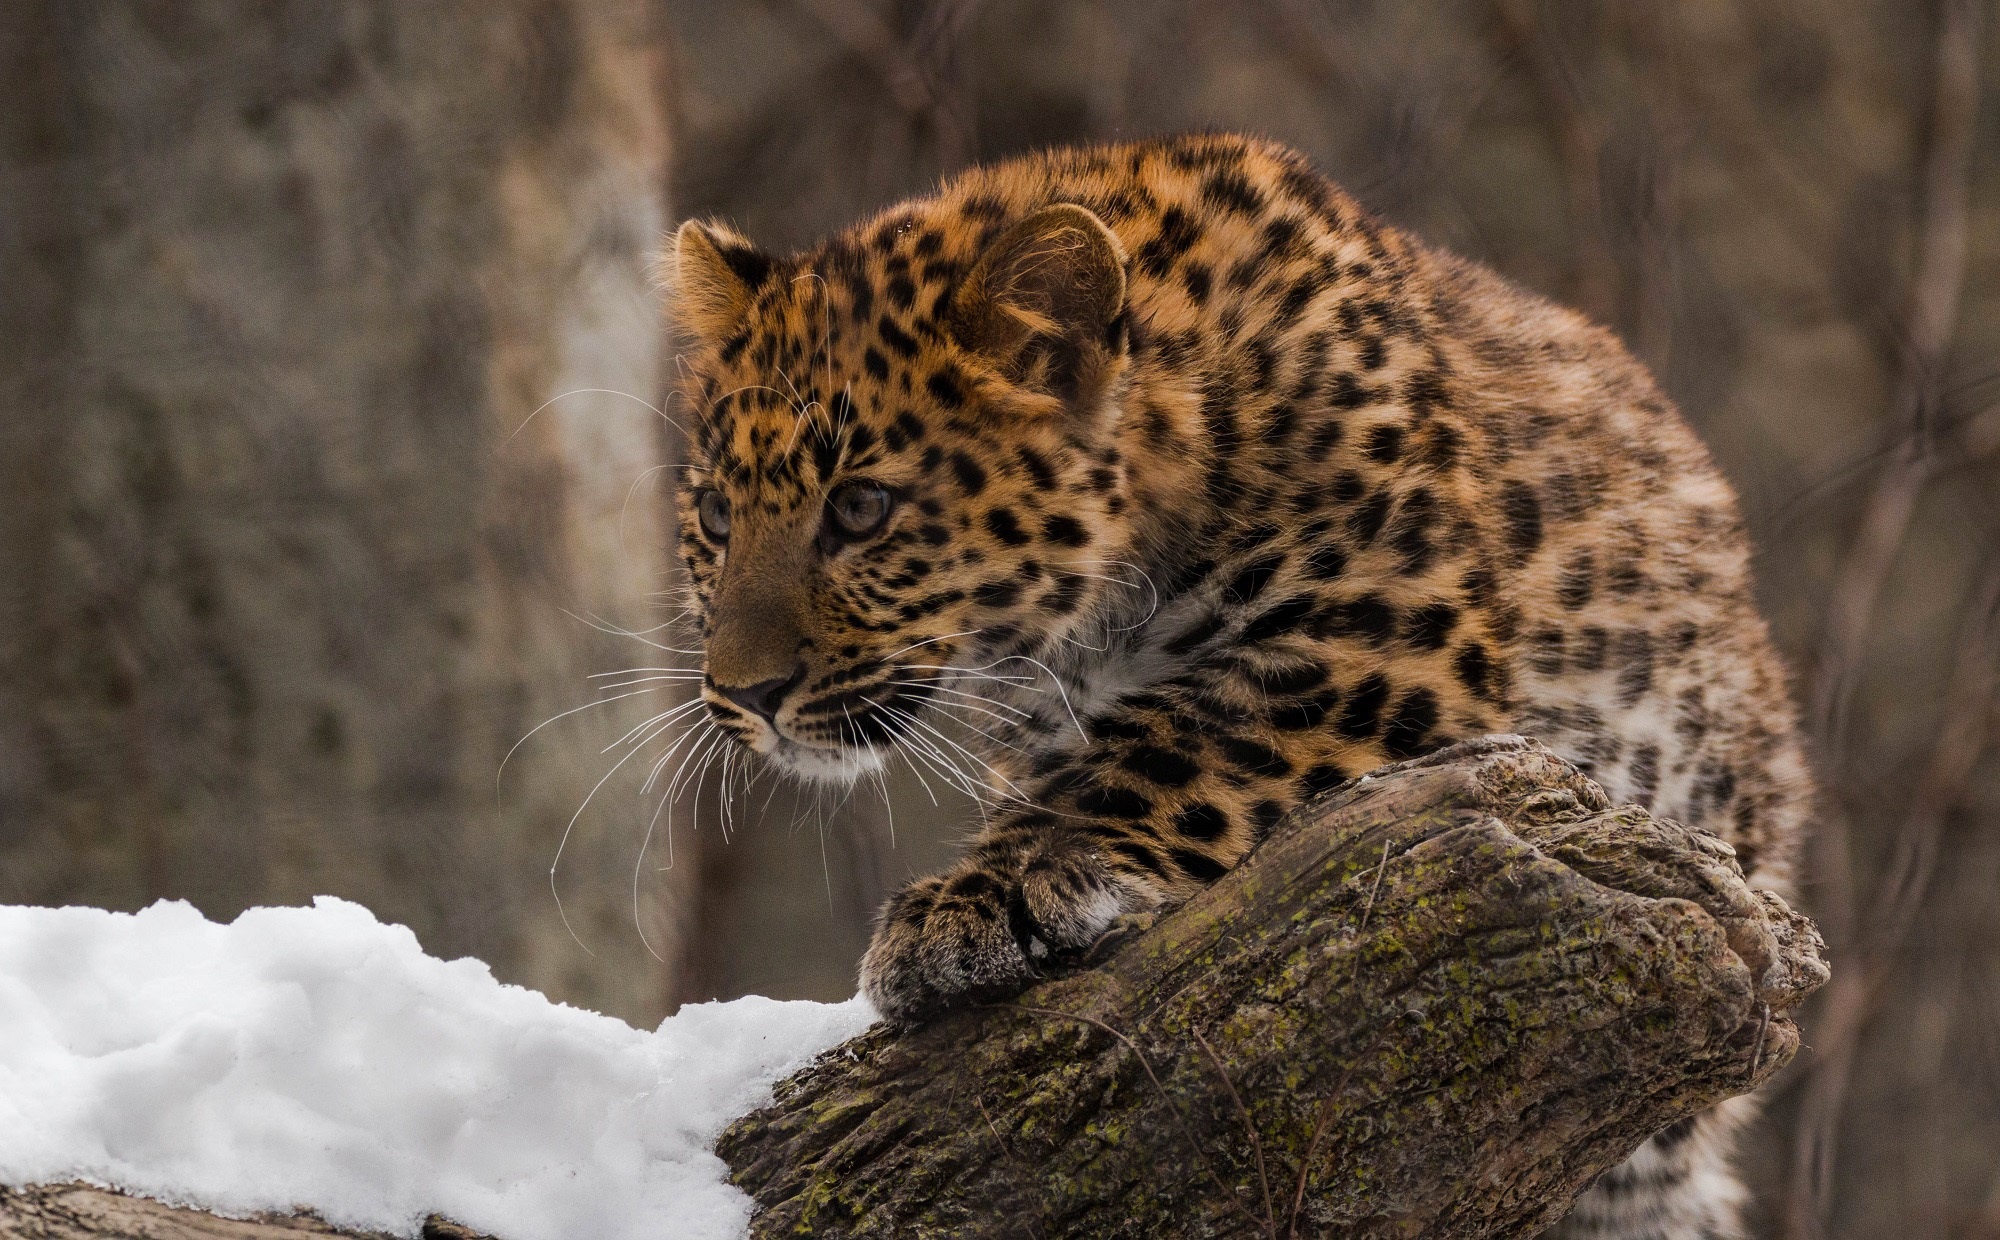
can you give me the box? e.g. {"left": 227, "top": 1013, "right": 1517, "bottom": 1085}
{"left": 672, "top": 219, "right": 772, "bottom": 340}
{"left": 948, "top": 204, "right": 1129, "bottom": 409}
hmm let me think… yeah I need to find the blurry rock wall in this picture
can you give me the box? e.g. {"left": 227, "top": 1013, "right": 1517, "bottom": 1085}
{"left": 3, "top": 1, "right": 1997, "bottom": 1235}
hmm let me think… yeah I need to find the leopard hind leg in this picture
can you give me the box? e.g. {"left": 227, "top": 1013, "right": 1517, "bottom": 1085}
{"left": 1541, "top": 1094, "right": 1758, "bottom": 1240}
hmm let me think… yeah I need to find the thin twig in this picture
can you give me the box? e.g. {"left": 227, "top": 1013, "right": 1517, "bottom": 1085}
{"left": 1350, "top": 836, "right": 1393, "bottom": 983}
{"left": 1749, "top": 1003, "right": 1772, "bottom": 1081}
{"left": 1191, "top": 1026, "right": 1277, "bottom": 1235}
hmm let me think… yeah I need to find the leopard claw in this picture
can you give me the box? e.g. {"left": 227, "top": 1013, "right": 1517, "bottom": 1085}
{"left": 1081, "top": 911, "right": 1157, "bottom": 964}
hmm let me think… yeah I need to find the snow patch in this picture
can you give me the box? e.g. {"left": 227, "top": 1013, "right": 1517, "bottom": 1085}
{"left": 0, "top": 898, "right": 875, "bottom": 1240}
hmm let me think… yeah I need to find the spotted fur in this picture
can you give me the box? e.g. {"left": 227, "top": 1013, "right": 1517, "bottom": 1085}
{"left": 668, "top": 135, "right": 1810, "bottom": 1239}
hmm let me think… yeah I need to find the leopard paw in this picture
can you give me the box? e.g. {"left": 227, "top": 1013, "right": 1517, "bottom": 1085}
{"left": 859, "top": 848, "right": 1135, "bottom": 1023}
{"left": 859, "top": 874, "right": 1039, "bottom": 1023}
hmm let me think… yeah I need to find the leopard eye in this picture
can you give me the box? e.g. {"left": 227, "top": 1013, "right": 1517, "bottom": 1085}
{"left": 696, "top": 488, "right": 731, "bottom": 542}
{"left": 826, "top": 480, "right": 894, "bottom": 541}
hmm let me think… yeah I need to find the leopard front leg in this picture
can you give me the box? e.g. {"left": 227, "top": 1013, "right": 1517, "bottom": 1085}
{"left": 859, "top": 668, "right": 1424, "bottom": 1023}
{"left": 860, "top": 827, "right": 1146, "bottom": 1022}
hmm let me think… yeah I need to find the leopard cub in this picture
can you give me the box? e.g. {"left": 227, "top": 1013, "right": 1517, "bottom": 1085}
{"left": 669, "top": 134, "right": 1810, "bottom": 1240}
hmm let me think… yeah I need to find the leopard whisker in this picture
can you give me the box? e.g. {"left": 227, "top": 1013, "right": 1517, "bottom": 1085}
{"left": 880, "top": 701, "right": 1031, "bottom": 806}
{"left": 640, "top": 713, "right": 719, "bottom": 796}
{"left": 588, "top": 664, "right": 701, "bottom": 677}
{"left": 992, "top": 654, "right": 1089, "bottom": 740}
{"left": 888, "top": 727, "right": 944, "bottom": 808}
{"left": 718, "top": 743, "right": 739, "bottom": 844}
{"left": 897, "top": 664, "right": 1040, "bottom": 689}
{"left": 879, "top": 714, "right": 979, "bottom": 800}
{"left": 589, "top": 671, "right": 705, "bottom": 692}
{"left": 667, "top": 723, "right": 730, "bottom": 806}
{"left": 562, "top": 608, "right": 706, "bottom": 657}
{"left": 859, "top": 727, "right": 898, "bottom": 849}
{"left": 632, "top": 787, "right": 668, "bottom": 966}
{"left": 877, "top": 706, "right": 987, "bottom": 804}
{"left": 620, "top": 463, "right": 675, "bottom": 549}
{"left": 886, "top": 679, "right": 1034, "bottom": 723}
{"left": 1064, "top": 564, "right": 1160, "bottom": 640}
{"left": 1058, "top": 625, "right": 1114, "bottom": 654}
{"left": 881, "top": 628, "right": 983, "bottom": 662}
{"left": 605, "top": 696, "right": 706, "bottom": 754}
{"left": 553, "top": 707, "right": 708, "bottom": 959}
{"left": 506, "top": 386, "right": 686, "bottom": 446}
{"left": 704, "top": 381, "right": 805, "bottom": 421}
{"left": 497, "top": 685, "right": 663, "bottom": 790}
{"left": 891, "top": 691, "right": 1032, "bottom": 756}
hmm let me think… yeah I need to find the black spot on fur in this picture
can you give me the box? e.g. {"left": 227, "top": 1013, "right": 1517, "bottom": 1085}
{"left": 1454, "top": 642, "right": 1494, "bottom": 700}
{"left": 1135, "top": 205, "right": 1201, "bottom": 278}
{"left": 1628, "top": 744, "right": 1660, "bottom": 808}
{"left": 1165, "top": 610, "right": 1228, "bottom": 656}
{"left": 1615, "top": 630, "right": 1655, "bottom": 706}
{"left": 1181, "top": 262, "right": 1213, "bottom": 305}
{"left": 1366, "top": 423, "right": 1405, "bottom": 463}
{"left": 1016, "top": 446, "right": 1057, "bottom": 488}
{"left": 1328, "top": 372, "right": 1369, "bottom": 408}
{"left": 1077, "top": 784, "right": 1152, "bottom": 819}
{"left": 1348, "top": 490, "right": 1392, "bottom": 545}
{"left": 1258, "top": 662, "right": 1329, "bottom": 695}
{"left": 927, "top": 369, "right": 966, "bottom": 408}
{"left": 949, "top": 451, "right": 987, "bottom": 495}
{"left": 985, "top": 508, "right": 1031, "bottom": 546}
{"left": 1043, "top": 515, "right": 1090, "bottom": 547}
{"left": 1217, "top": 735, "right": 1291, "bottom": 778}
{"left": 1317, "top": 594, "right": 1397, "bottom": 644}
{"left": 1227, "top": 554, "right": 1286, "bottom": 604}
{"left": 1403, "top": 603, "right": 1458, "bottom": 650}
{"left": 1122, "top": 744, "right": 1201, "bottom": 788}
{"left": 1201, "top": 168, "right": 1265, "bottom": 214}
{"left": 1557, "top": 550, "right": 1596, "bottom": 609}
{"left": 1304, "top": 544, "right": 1347, "bottom": 581}
{"left": 1272, "top": 691, "right": 1338, "bottom": 731}
{"left": 1242, "top": 595, "right": 1318, "bottom": 643}
{"left": 1336, "top": 673, "right": 1390, "bottom": 739}
{"left": 1173, "top": 802, "right": 1230, "bottom": 842}
{"left": 1501, "top": 481, "right": 1543, "bottom": 563}
{"left": 1381, "top": 688, "right": 1439, "bottom": 759}
{"left": 1300, "top": 762, "right": 1350, "bottom": 797}
{"left": 714, "top": 243, "right": 773, "bottom": 291}
{"left": 877, "top": 314, "right": 919, "bottom": 358}
{"left": 973, "top": 579, "right": 1020, "bottom": 608}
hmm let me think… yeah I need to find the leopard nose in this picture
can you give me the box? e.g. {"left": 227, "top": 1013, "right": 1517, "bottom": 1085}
{"left": 714, "top": 665, "right": 806, "bottom": 724}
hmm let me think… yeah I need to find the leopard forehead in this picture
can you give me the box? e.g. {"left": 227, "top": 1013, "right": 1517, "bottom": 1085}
{"left": 681, "top": 215, "right": 1117, "bottom": 515}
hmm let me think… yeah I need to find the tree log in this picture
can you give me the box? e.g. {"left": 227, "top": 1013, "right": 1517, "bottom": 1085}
{"left": 715, "top": 736, "right": 1828, "bottom": 1238}
{"left": 0, "top": 738, "right": 1826, "bottom": 1239}
{"left": 0, "top": 1182, "right": 487, "bottom": 1240}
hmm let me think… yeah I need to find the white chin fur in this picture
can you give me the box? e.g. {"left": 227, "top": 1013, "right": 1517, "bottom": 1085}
{"left": 769, "top": 736, "right": 884, "bottom": 785}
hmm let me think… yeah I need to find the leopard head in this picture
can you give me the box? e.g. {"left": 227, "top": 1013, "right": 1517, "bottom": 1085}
{"left": 669, "top": 202, "right": 1137, "bottom": 782}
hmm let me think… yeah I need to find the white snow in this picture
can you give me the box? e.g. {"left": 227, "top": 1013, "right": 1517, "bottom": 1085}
{"left": 0, "top": 897, "right": 876, "bottom": 1240}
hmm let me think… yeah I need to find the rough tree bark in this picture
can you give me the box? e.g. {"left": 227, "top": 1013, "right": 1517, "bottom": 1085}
{"left": 0, "top": 738, "right": 1827, "bottom": 1240}
{"left": 717, "top": 737, "right": 1826, "bottom": 1238}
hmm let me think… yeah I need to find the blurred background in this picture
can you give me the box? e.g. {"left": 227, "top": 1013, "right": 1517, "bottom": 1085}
{"left": 3, "top": 1, "right": 1996, "bottom": 1235}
